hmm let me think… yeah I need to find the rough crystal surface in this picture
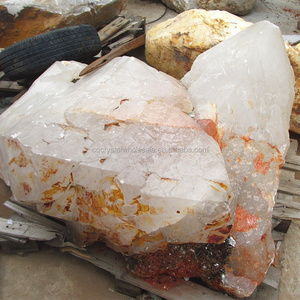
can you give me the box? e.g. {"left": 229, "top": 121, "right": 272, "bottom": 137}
{"left": 0, "top": 57, "right": 233, "bottom": 254}
{"left": 182, "top": 21, "right": 295, "bottom": 297}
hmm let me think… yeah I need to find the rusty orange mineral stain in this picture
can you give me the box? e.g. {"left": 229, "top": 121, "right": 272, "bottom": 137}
{"left": 75, "top": 177, "right": 126, "bottom": 225}
{"left": 218, "top": 225, "right": 233, "bottom": 235}
{"left": 236, "top": 157, "right": 242, "bottom": 164}
{"left": 42, "top": 181, "right": 67, "bottom": 201}
{"left": 22, "top": 182, "right": 32, "bottom": 195}
{"left": 210, "top": 181, "right": 228, "bottom": 193}
{"left": 104, "top": 122, "right": 120, "bottom": 130}
{"left": 42, "top": 200, "right": 54, "bottom": 210}
{"left": 221, "top": 142, "right": 227, "bottom": 149}
{"left": 254, "top": 153, "right": 271, "bottom": 175}
{"left": 210, "top": 185, "right": 221, "bottom": 192}
{"left": 242, "top": 134, "right": 251, "bottom": 143}
{"left": 205, "top": 213, "right": 231, "bottom": 231}
{"left": 135, "top": 232, "right": 164, "bottom": 247}
{"left": 9, "top": 153, "right": 29, "bottom": 168}
{"left": 40, "top": 166, "right": 58, "bottom": 182}
{"left": 90, "top": 194, "right": 106, "bottom": 216}
{"left": 207, "top": 233, "right": 225, "bottom": 244}
{"left": 233, "top": 205, "right": 259, "bottom": 233}
{"left": 161, "top": 178, "right": 174, "bottom": 182}
{"left": 196, "top": 119, "right": 223, "bottom": 146}
{"left": 7, "top": 139, "right": 21, "bottom": 149}
{"left": 120, "top": 99, "right": 129, "bottom": 105}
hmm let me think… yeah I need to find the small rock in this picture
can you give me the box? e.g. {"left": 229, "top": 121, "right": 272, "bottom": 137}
{"left": 161, "top": 0, "right": 256, "bottom": 16}
{"left": 0, "top": 0, "right": 127, "bottom": 47}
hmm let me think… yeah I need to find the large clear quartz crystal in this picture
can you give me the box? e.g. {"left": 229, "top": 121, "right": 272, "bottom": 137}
{"left": 182, "top": 21, "right": 295, "bottom": 297}
{"left": 0, "top": 57, "right": 233, "bottom": 254}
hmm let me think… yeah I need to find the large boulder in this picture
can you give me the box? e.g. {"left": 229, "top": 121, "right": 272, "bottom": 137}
{"left": 0, "top": 0, "right": 127, "bottom": 48}
{"left": 161, "top": 0, "right": 256, "bottom": 15}
{"left": 182, "top": 21, "right": 294, "bottom": 297}
{"left": 146, "top": 9, "right": 252, "bottom": 80}
{"left": 0, "top": 57, "right": 234, "bottom": 254}
{"left": 287, "top": 44, "right": 300, "bottom": 134}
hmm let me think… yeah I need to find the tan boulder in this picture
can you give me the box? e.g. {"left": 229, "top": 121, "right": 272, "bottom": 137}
{"left": 161, "top": 0, "right": 256, "bottom": 16}
{"left": 0, "top": 0, "right": 127, "bottom": 48}
{"left": 287, "top": 45, "right": 300, "bottom": 134}
{"left": 145, "top": 9, "right": 252, "bottom": 80}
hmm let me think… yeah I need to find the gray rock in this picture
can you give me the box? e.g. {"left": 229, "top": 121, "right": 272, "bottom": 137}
{"left": 161, "top": 0, "right": 256, "bottom": 16}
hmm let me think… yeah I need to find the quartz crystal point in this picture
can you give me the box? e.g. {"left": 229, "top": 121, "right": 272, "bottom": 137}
{"left": 0, "top": 57, "right": 233, "bottom": 254}
{"left": 182, "top": 21, "right": 295, "bottom": 297}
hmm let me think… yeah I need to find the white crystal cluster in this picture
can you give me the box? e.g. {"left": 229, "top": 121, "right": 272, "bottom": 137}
{"left": 182, "top": 21, "right": 295, "bottom": 297}
{"left": 0, "top": 57, "right": 233, "bottom": 253}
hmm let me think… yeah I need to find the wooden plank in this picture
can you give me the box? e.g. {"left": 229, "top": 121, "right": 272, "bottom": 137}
{"left": 4, "top": 199, "right": 67, "bottom": 233}
{"left": 271, "top": 230, "right": 285, "bottom": 241}
{"left": 276, "top": 198, "right": 300, "bottom": 210}
{"left": 263, "top": 266, "right": 281, "bottom": 289}
{"left": 282, "top": 162, "right": 300, "bottom": 172}
{"left": 273, "top": 206, "right": 300, "bottom": 220}
{"left": 98, "top": 17, "right": 130, "bottom": 43}
{"left": 12, "top": 88, "right": 28, "bottom": 103}
{"left": 285, "top": 155, "right": 300, "bottom": 166}
{"left": 103, "top": 16, "right": 145, "bottom": 47}
{"left": 278, "top": 178, "right": 300, "bottom": 196}
{"left": 115, "top": 279, "right": 143, "bottom": 298}
{"left": 253, "top": 284, "right": 279, "bottom": 300}
{"left": 80, "top": 34, "right": 145, "bottom": 76}
{"left": 0, "top": 80, "right": 26, "bottom": 92}
{"left": 0, "top": 217, "right": 58, "bottom": 241}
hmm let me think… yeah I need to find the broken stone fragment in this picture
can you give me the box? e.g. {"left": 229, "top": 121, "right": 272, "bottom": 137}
{"left": 0, "top": 57, "right": 234, "bottom": 254}
{"left": 0, "top": 0, "right": 127, "bottom": 47}
{"left": 182, "top": 21, "right": 294, "bottom": 297}
{"left": 161, "top": 0, "right": 256, "bottom": 15}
